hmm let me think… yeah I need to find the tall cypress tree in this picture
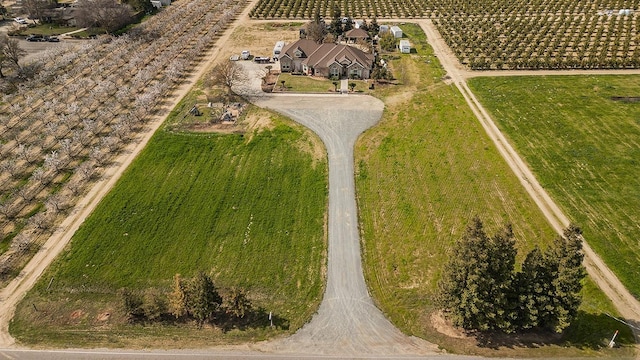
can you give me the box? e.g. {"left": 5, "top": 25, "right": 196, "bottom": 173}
{"left": 438, "top": 219, "right": 586, "bottom": 334}
{"left": 516, "top": 246, "right": 556, "bottom": 329}
{"left": 549, "top": 224, "right": 586, "bottom": 332}
{"left": 437, "top": 217, "right": 517, "bottom": 332}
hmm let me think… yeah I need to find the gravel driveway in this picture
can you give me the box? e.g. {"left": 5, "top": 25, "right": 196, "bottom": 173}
{"left": 247, "top": 88, "right": 438, "bottom": 355}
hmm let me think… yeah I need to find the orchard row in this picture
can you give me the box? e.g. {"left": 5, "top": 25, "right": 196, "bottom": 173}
{"left": 0, "top": 0, "right": 246, "bottom": 283}
{"left": 250, "top": 0, "right": 639, "bottom": 69}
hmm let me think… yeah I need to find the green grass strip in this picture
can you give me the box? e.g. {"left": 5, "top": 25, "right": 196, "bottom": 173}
{"left": 469, "top": 75, "right": 640, "bottom": 300}
{"left": 12, "top": 118, "right": 327, "bottom": 347}
{"left": 356, "top": 24, "right": 635, "bottom": 357}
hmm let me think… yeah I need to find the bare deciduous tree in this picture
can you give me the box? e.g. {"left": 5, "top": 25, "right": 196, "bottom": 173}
{"left": 20, "top": 0, "right": 55, "bottom": 22}
{"left": 28, "top": 211, "right": 52, "bottom": 230}
{"left": 44, "top": 150, "right": 63, "bottom": 173}
{"left": 209, "top": 61, "right": 247, "bottom": 99}
{"left": 45, "top": 192, "right": 68, "bottom": 213}
{"left": 11, "top": 232, "right": 33, "bottom": 254}
{"left": 1, "top": 34, "right": 27, "bottom": 76}
{"left": 305, "top": 17, "right": 327, "bottom": 44}
{"left": 78, "top": 161, "right": 97, "bottom": 181}
{"left": 0, "top": 199, "right": 19, "bottom": 220}
{"left": 75, "top": 0, "right": 134, "bottom": 33}
{"left": 1, "top": 159, "right": 19, "bottom": 179}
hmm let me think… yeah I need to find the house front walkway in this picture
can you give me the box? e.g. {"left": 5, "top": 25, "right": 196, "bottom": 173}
{"left": 340, "top": 78, "right": 348, "bottom": 94}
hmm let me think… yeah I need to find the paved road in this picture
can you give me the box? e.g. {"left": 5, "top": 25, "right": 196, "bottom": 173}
{"left": 248, "top": 93, "right": 437, "bottom": 356}
{"left": 0, "top": 349, "right": 474, "bottom": 360}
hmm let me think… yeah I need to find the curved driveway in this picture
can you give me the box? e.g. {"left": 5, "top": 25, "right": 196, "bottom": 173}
{"left": 249, "top": 94, "right": 437, "bottom": 355}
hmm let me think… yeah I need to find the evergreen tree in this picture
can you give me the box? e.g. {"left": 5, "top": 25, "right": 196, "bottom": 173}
{"left": 438, "top": 218, "right": 585, "bottom": 334}
{"left": 370, "top": 18, "right": 380, "bottom": 35}
{"left": 142, "top": 288, "right": 167, "bottom": 321}
{"left": 516, "top": 246, "right": 555, "bottom": 329}
{"left": 516, "top": 225, "right": 585, "bottom": 333}
{"left": 549, "top": 224, "right": 586, "bottom": 332}
{"left": 120, "top": 288, "right": 144, "bottom": 321}
{"left": 437, "top": 217, "right": 517, "bottom": 332}
{"left": 186, "top": 271, "right": 222, "bottom": 328}
{"left": 487, "top": 224, "right": 518, "bottom": 332}
{"left": 330, "top": 5, "right": 342, "bottom": 37}
{"left": 226, "top": 287, "right": 252, "bottom": 319}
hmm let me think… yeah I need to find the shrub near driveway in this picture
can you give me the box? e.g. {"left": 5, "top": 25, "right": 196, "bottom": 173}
{"left": 11, "top": 116, "right": 328, "bottom": 348}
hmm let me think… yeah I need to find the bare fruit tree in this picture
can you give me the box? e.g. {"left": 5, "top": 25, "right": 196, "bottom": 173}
{"left": 209, "top": 61, "right": 248, "bottom": 99}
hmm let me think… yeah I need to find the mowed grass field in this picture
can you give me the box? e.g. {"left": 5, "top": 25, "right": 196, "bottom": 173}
{"left": 356, "top": 24, "right": 635, "bottom": 357}
{"left": 468, "top": 76, "right": 640, "bottom": 301}
{"left": 11, "top": 109, "right": 328, "bottom": 347}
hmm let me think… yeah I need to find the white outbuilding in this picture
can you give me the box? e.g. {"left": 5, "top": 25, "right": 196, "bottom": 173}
{"left": 399, "top": 39, "right": 411, "bottom": 53}
{"left": 390, "top": 26, "right": 403, "bottom": 38}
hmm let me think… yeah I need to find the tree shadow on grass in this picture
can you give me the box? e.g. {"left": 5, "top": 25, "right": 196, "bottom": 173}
{"left": 131, "top": 307, "right": 290, "bottom": 333}
{"left": 474, "top": 311, "right": 636, "bottom": 350}
{"left": 217, "top": 307, "right": 290, "bottom": 333}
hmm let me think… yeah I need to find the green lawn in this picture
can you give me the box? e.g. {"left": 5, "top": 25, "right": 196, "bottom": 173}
{"left": 276, "top": 73, "right": 370, "bottom": 93}
{"left": 355, "top": 24, "right": 635, "bottom": 357}
{"left": 276, "top": 73, "right": 335, "bottom": 93}
{"left": 11, "top": 112, "right": 328, "bottom": 348}
{"left": 468, "top": 75, "right": 640, "bottom": 301}
{"left": 18, "top": 24, "right": 79, "bottom": 36}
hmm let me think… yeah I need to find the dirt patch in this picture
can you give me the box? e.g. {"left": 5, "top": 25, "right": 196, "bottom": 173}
{"left": 296, "top": 132, "right": 326, "bottom": 166}
{"left": 384, "top": 88, "right": 415, "bottom": 107}
{"left": 225, "top": 23, "right": 301, "bottom": 61}
{"left": 96, "top": 312, "right": 111, "bottom": 322}
{"left": 430, "top": 311, "right": 467, "bottom": 339}
{"left": 70, "top": 309, "right": 84, "bottom": 320}
{"left": 187, "top": 122, "right": 244, "bottom": 134}
{"left": 243, "top": 107, "right": 275, "bottom": 134}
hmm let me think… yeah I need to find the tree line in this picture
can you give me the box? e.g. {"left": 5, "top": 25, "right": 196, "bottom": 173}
{"left": 437, "top": 217, "right": 586, "bottom": 334}
{"left": 121, "top": 272, "right": 265, "bottom": 329}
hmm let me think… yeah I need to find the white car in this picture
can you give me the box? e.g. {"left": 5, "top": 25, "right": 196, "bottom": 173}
{"left": 14, "top": 17, "right": 28, "bottom": 25}
{"left": 241, "top": 50, "right": 250, "bottom": 60}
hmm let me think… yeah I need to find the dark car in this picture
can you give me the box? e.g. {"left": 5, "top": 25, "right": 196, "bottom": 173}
{"left": 26, "top": 35, "right": 44, "bottom": 42}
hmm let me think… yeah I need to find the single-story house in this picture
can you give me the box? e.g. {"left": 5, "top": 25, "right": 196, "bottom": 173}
{"left": 344, "top": 28, "right": 370, "bottom": 43}
{"left": 279, "top": 39, "right": 375, "bottom": 79}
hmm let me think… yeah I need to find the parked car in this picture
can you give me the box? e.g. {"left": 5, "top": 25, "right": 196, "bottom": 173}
{"left": 14, "top": 17, "right": 28, "bottom": 25}
{"left": 241, "top": 50, "right": 250, "bottom": 60}
{"left": 47, "top": 36, "right": 60, "bottom": 42}
{"left": 26, "top": 35, "right": 45, "bottom": 42}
